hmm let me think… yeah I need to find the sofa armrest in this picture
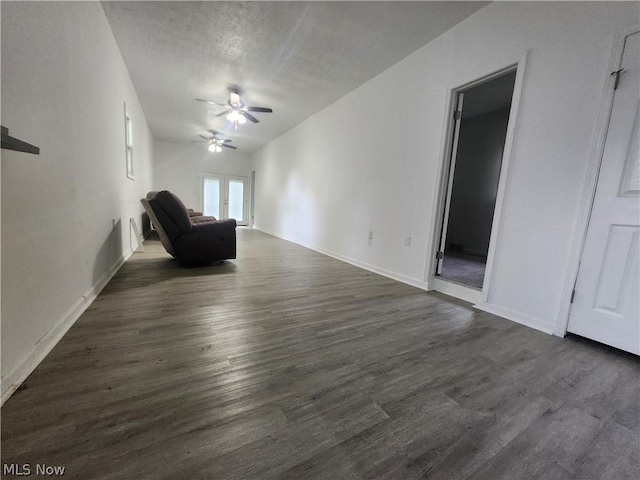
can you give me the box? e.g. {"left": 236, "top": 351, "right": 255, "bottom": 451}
{"left": 191, "top": 218, "right": 237, "bottom": 232}
{"left": 191, "top": 215, "right": 218, "bottom": 223}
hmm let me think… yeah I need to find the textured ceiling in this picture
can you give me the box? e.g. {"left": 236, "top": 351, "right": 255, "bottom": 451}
{"left": 102, "top": 1, "right": 489, "bottom": 153}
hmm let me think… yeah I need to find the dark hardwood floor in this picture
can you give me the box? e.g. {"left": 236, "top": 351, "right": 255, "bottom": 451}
{"left": 2, "top": 228, "right": 638, "bottom": 479}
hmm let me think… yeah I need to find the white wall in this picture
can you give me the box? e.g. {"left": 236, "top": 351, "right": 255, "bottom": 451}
{"left": 252, "top": 2, "right": 639, "bottom": 332}
{"left": 1, "top": 2, "right": 154, "bottom": 401}
{"left": 153, "top": 140, "right": 252, "bottom": 211}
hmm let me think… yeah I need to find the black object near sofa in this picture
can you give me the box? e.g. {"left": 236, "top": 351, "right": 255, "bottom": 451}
{"left": 141, "top": 190, "right": 236, "bottom": 266}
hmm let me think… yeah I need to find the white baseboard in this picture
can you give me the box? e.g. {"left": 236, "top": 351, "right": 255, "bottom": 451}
{"left": 1, "top": 251, "right": 132, "bottom": 406}
{"left": 254, "top": 226, "right": 431, "bottom": 292}
{"left": 252, "top": 227, "right": 559, "bottom": 337}
{"left": 472, "top": 302, "right": 555, "bottom": 335}
{"left": 431, "top": 277, "right": 483, "bottom": 304}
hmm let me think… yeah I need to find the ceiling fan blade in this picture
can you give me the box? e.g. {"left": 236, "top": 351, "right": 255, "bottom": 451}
{"left": 196, "top": 98, "right": 226, "bottom": 107}
{"left": 198, "top": 134, "right": 210, "bottom": 140}
{"left": 246, "top": 106, "right": 273, "bottom": 113}
{"left": 221, "top": 143, "right": 237, "bottom": 150}
{"left": 222, "top": 139, "right": 232, "bottom": 143}
{"left": 208, "top": 129, "right": 220, "bottom": 136}
{"left": 215, "top": 110, "right": 229, "bottom": 117}
{"left": 241, "top": 111, "right": 259, "bottom": 123}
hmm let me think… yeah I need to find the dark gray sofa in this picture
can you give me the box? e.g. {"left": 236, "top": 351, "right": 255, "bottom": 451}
{"left": 141, "top": 190, "right": 236, "bottom": 266}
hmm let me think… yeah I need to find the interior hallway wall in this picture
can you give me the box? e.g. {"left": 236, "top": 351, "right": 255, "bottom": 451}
{"left": 153, "top": 140, "right": 252, "bottom": 212}
{"left": 1, "top": 2, "right": 154, "bottom": 401}
{"left": 251, "top": 1, "right": 639, "bottom": 333}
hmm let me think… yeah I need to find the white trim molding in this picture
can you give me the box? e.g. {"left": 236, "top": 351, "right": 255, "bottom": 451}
{"left": 431, "top": 278, "right": 483, "bottom": 305}
{"left": 474, "top": 302, "right": 555, "bottom": 335}
{"left": 423, "top": 51, "right": 529, "bottom": 305}
{"left": 480, "top": 51, "right": 528, "bottom": 303}
{"left": 1, "top": 251, "right": 133, "bottom": 405}
{"left": 254, "top": 226, "right": 431, "bottom": 292}
{"left": 255, "top": 226, "right": 555, "bottom": 336}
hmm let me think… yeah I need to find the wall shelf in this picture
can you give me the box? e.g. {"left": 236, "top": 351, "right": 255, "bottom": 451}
{"left": 1, "top": 126, "right": 40, "bottom": 154}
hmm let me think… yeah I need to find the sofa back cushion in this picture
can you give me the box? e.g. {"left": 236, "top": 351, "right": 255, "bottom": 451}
{"left": 140, "top": 198, "right": 177, "bottom": 258}
{"left": 149, "top": 190, "right": 193, "bottom": 242}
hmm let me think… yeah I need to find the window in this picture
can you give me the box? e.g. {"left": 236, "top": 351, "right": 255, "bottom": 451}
{"left": 125, "top": 104, "right": 134, "bottom": 180}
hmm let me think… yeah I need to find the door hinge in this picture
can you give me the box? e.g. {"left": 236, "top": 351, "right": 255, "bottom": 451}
{"left": 436, "top": 251, "right": 444, "bottom": 260}
{"left": 453, "top": 110, "right": 462, "bottom": 120}
{"left": 611, "top": 68, "right": 625, "bottom": 90}
{"left": 570, "top": 289, "right": 576, "bottom": 304}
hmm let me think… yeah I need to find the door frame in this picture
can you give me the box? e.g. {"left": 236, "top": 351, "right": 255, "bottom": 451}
{"left": 196, "top": 171, "right": 249, "bottom": 225}
{"left": 554, "top": 28, "right": 640, "bottom": 337}
{"left": 250, "top": 170, "right": 256, "bottom": 227}
{"left": 435, "top": 92, "right": 465, "bottom": 276}
{"left": 425, "top": 52, "right": 528, "bottom": 303}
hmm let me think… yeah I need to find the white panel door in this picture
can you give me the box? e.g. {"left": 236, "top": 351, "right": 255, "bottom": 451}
{"left": 568, "top": 32, "right": 640, "bottom": 354}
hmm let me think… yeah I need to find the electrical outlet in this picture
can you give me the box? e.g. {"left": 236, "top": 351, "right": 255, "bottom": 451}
{"left": 404, "top": 236, "right": 411, "bottom": 247}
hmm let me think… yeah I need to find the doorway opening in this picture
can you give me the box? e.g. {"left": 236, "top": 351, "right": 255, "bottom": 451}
{"left": 197, "top": 172, "right": 249, "bottom": 225}
{"left": 435, "top": 69, "right": 517, "bottom": 292}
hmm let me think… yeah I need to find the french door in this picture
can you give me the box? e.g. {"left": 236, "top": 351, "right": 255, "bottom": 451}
{"left": 197, "top": 172, "right": 249, "bottom": 225}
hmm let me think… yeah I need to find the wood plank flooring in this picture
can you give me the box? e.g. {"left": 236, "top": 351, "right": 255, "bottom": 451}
{"left": 2, "top": 228, "right": 639, "bottom": 479}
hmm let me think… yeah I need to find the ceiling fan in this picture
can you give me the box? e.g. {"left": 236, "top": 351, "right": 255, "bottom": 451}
{"left": 196, "top": 89, "right": 273, "bottom": 129}
{"left": 193, "top": 130, "right": 237, "bottom": 153}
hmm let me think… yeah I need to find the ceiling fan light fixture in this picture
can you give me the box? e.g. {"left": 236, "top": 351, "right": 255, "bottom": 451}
{"left": 226, "top": 110, "right": 246, "bottom": 124}
{"left": 197, "top": 131, "right": 236, "bottom": 153}
{"left": 229, "top": 91, "right": 241, "bottom": 106}
{"left": 197, "top": 90, "right": 272, "bottom": 129}
{"left": 208, "top": 142, "right": 223, "bottom": 154}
